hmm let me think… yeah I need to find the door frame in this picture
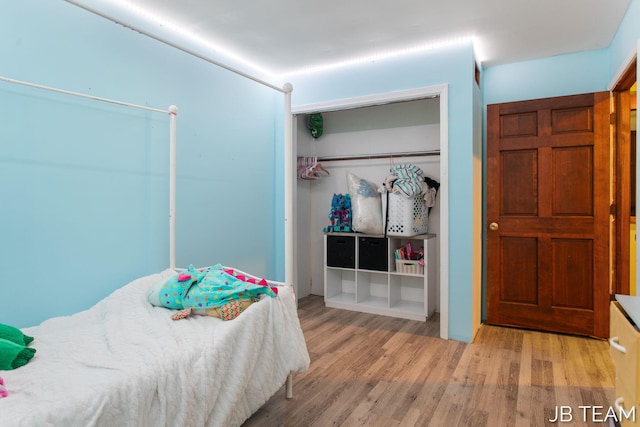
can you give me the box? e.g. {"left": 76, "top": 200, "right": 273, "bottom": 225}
{"left": 292, "top": 84, "right": 451, "bottom": 339}
{"left": 611, "top": 53, "right": 637, "bottom": 296}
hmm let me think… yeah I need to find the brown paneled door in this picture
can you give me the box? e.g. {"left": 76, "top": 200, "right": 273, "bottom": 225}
{"left": 487, "top": 92, "right": 611, "bottom": 338}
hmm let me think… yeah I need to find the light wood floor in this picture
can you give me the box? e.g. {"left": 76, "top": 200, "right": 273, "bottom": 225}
{"left": 243, "top": 296, "right": 616, "bottom": 427}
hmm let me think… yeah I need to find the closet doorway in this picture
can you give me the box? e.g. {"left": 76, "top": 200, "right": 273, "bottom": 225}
{"left": 292, "top": 85, "right": 449, "bottom": 339}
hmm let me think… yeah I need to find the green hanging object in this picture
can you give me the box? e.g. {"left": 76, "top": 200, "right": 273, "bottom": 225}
{"left": 307, "top": 113, "right": 323, "bottom": 139}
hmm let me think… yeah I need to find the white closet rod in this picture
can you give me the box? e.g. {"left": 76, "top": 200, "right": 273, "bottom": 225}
{"left": 317, "top": 150, "right": 440, "bottom": 162}
{"left": 0, "top": 74, "right": 179, "bottom": 270}
{"left": 64, "top": 0, "right": 285, "bottom": 94}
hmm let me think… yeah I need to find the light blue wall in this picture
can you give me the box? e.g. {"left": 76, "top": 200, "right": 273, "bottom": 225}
{"left": 289, "top": 43, "right": 479, "bottom": 342}
{"left": 483, "top": 49, "right": 610, "bottom": 106}
{"left": 484, "top": 0, "right": 639, "bottom": 105}
{"left": 609, "top": 0, "right": 640, "bottom": 81}
{"left": 1, "top": 0, "right": 281, "bottom": 328}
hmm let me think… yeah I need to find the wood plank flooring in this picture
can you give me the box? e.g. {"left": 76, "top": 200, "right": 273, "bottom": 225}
{"left": 243, "top": 296, "right": 616, "bottom": 427}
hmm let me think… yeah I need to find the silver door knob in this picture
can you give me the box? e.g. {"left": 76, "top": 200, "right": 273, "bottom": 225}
{"left": 489, "top": 222, "right": 499, "bottom": 231}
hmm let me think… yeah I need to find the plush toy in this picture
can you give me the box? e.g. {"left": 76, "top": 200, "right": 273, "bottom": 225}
{"left": 323, "top": 193, "right": 352, "bottom": 232}
{"left": 0, "top": 376, "right": 8, "bottom": 398}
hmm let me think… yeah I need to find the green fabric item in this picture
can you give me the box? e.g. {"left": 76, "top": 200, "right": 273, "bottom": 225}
{"left": 307, "top": 113, "right": 323, "bottom": 139}
{"left": 0, "top": 323, "right": 34, "bottom": 346}
{"left": 0, "top": 338, "right": 36, "bottom": 370}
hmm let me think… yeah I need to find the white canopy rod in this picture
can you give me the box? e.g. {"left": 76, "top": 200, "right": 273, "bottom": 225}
{"left": 0, "top": 75, "right": 171, "bottom": 114}
{"left": 0, "top": 74, "right": 179, "bottom": 270}
{"left": 283, "top": 84, "right": 294, "bottom": 291}
{"left": 64, "top": 0, "right": 285, "bottom": 94}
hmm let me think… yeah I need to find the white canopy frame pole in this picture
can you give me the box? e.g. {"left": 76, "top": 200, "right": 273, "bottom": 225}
{"left": 0, "top": 75, "right": 170, "bottom": 114}
{"left": 64, "top": 0, "right": 285, "bottom": 94}
{"left": 283, "top": 83, "right": 294, "bottom": 291}
{"left": 282, "top": 82, "right": 294, "bottom": 400}
{"left": 168, "top": 105, "right": 178, "bottom": 269}
{"left": 0, "top": 75, "right": 178, "bottom": 268}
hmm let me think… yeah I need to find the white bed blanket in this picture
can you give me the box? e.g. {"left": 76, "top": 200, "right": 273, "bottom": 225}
{"left": 0, "top": 269, "right": 310, "bottom": 427}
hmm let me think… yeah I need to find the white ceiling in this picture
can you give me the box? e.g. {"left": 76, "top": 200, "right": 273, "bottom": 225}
{"left": 94, "top": 0, "right": 631, "bottom": 76}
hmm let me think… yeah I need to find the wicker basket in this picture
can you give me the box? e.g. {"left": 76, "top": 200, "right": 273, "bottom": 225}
{"left": 383, "top": 193, "right": 429, "bottom": 237}
{"left": 395, "top": 259, "right": 424, "bottom": 275}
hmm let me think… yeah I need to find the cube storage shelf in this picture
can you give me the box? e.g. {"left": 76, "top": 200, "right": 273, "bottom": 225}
{"left": 324, "top": 232, "right": 436, "bottom": 321}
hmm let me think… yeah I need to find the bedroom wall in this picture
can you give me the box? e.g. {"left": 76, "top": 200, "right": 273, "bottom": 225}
{"left": 609, "top": 0, "right": 640, "bottom": 83}
{"left": 1, "top": 0, "right": 282, "bottom": 328}
{"left": 484, "top": 0, "right": 639, "bottom": 106}
{"left": 288, "top": 43, "right": 481, "bottom": 343}
{"left": 482, "top": 49, "right": 610, "bottom": 106}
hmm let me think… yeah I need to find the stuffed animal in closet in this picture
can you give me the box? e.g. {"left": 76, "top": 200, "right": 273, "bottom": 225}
{"left": 324, "top": 193, "right": 352, "bottom": 232}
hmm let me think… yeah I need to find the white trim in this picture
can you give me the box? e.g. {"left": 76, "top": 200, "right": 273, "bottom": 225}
{"left": 439, "top": 86, "right": 449, "bottom": 340}
{"left": 291, "top": 84, "right": 449, "bottom": 339}
{"left": 608, "top": 46, "right": 638, "bottom": 91}
{"left": 292, "top": 86, "right": 444, "bottom": 115}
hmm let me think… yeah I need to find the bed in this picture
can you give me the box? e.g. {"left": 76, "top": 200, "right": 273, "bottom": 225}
{"left": 0, "top": 63, "right": 304, "bottom": 425}
{"left": 0, "top": 266, "right": 309, "bottom": 426}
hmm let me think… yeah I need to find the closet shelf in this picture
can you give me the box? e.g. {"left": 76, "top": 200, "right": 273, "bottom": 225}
{"left": 324, "top": 233, "right": 437, "bottom": 321}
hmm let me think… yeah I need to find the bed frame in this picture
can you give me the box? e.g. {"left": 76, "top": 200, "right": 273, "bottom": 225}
{"left": 0, "top": 69, "right": 297, "bottom": 402}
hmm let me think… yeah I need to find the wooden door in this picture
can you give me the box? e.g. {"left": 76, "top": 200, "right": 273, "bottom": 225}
{"left": 487, "top": 92, "right": 610, "bottom": 338}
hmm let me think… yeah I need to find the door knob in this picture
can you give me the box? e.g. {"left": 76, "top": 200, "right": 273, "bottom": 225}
{"left": 489, "top": 222, "right": 499, "bottom": 231}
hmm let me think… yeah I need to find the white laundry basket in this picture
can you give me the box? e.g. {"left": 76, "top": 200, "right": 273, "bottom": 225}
{"left": 382, "top": 192, "right": 429, "bottom": 236}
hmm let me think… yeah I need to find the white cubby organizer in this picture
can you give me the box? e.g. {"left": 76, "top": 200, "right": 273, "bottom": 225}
{"left": 324, "top": 232, "right": 436, "bottom": 321}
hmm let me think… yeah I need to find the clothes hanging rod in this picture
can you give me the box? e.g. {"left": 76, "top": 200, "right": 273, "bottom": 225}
{"left": 316, "top": 150, "right": 440, "bottom": 162}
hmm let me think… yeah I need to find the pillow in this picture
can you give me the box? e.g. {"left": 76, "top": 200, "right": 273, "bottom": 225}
{"left": 346, "top": 172, "right": 383, "bottom": 235}
{"left": 0, "top": 338, "right": 36, "bottom": 370}
{"left": 0, "top": 323, "right": 34, "bottom": 346}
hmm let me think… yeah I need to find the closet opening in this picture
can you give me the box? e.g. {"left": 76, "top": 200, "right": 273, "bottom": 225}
{"left": 291, "top": 85, "right": 449, "bottom": 339}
